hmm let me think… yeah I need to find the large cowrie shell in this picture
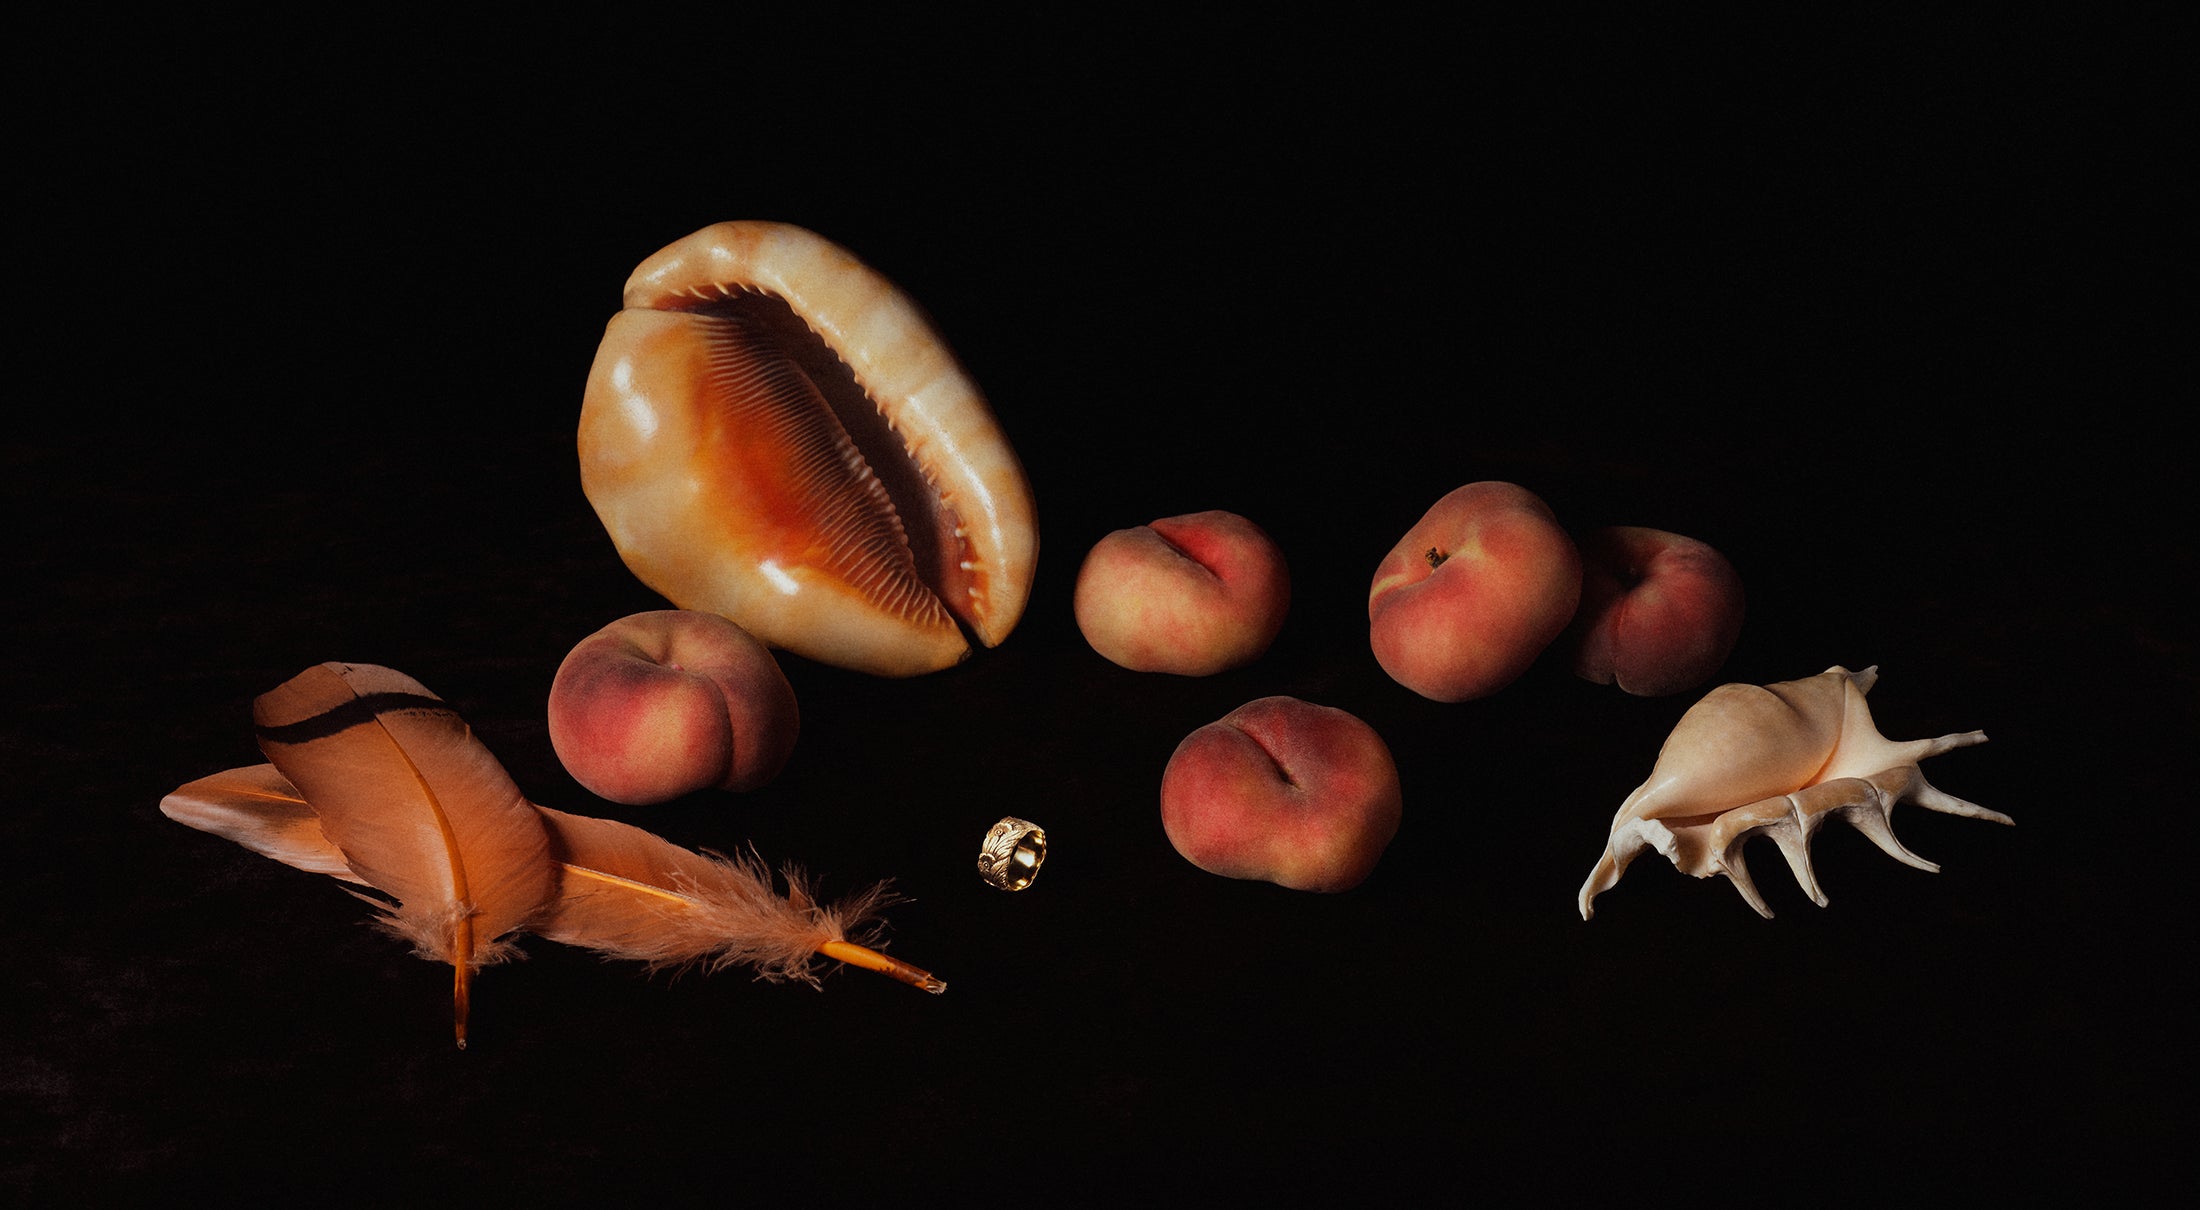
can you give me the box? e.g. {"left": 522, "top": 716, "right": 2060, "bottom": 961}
{"left": 580, "top": 221, "right": 1038, "bottom": 677}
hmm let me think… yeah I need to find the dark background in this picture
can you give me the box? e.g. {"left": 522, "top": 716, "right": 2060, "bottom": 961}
{"left": 7, "top": 11, "right": 2183, "bottom": 1203}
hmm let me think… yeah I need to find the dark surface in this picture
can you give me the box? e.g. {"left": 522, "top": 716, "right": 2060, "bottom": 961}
{"left": 8, "top": 13, "right": 2184, "bottom": 1203}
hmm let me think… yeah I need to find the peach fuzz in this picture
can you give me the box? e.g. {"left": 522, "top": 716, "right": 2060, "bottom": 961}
{"left": 1566, "top": 525, "right": 1745, "bottom": 696}
{"left": 1073, "top": 510, "right": 1290, "bottom": 676}
{"left": 548, "top": 609, "right": 799, "bottom": 806}
{"left": 1367, "top": 481, "right": 1582, "bottom": 702}
{"left": 1159, "top": 696, "right": 1402, "bottom": 893}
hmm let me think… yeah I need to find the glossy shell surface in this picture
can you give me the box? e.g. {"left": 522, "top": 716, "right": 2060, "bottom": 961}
{"left": 580, "top": 221, "right": 1038, "bottom": 677}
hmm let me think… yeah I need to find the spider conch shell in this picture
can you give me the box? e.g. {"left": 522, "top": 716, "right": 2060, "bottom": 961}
{"left": 1578, "top": 665, "right": 2010, "bottom": 919}
{"left": 579, "top": 221, "right": 1039, "bottom": 677}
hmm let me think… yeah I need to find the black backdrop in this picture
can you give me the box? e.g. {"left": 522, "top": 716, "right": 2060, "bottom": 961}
{"left": 8, "top": 12, "right": 2183, "bottom": 1203}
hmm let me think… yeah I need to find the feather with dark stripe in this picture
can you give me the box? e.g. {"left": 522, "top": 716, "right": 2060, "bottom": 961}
{"left": 236, "top": 662, "right": 553, "bottom": 1048}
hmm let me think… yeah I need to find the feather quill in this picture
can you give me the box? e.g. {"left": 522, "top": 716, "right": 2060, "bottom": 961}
{"left": 245, "top": 662, "right": 555, "bottom": 1048}
{"left": 535, "top": 806, "right": 945, "bottom": 992}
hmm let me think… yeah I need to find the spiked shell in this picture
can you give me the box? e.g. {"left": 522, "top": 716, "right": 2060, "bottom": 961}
{"left": 579, "top": 221, "right": 1038, "bottom": 677}
{"left": 1578, "top": 665, "right": 2010, "bottom": 919}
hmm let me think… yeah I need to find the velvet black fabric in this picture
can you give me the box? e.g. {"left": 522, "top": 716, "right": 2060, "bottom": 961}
{"left": 8, "top": 13, "right": 2180, "bottom": 1203}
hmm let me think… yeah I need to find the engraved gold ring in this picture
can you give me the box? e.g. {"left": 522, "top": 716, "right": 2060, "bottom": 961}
{"left": 977, "top": 817, "right": 1048, "bottom": 891}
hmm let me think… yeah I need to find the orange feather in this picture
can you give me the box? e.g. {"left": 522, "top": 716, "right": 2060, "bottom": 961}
{"left": 159, "top": 762, "right": 367, "bottom": 886}
{"left": 534, "top": 806, "right": 944, "bottom": 993}
{"left": 244, "top": 663, "right": 555, "bottom": 1048}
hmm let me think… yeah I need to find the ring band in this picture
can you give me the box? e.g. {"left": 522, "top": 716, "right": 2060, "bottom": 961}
{"left": 978, "top": 817, "right": 1048, "bottom": 891}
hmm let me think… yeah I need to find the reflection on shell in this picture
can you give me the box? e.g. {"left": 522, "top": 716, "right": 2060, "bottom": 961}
{"left": 1578, "top": 665, "right": 2010, "bottom": 919}
{"left": 580, "top": 221, "right": 1038, "bottom": 677}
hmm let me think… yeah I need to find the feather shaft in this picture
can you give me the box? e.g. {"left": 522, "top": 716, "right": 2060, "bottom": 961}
{"left": 817, "top": 940, "right": 949, "bottom": 994}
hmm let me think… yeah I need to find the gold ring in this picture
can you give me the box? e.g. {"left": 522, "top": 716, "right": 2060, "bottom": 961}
{"left": 977, "top": 817, "right": 1048, "bottom": 891}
